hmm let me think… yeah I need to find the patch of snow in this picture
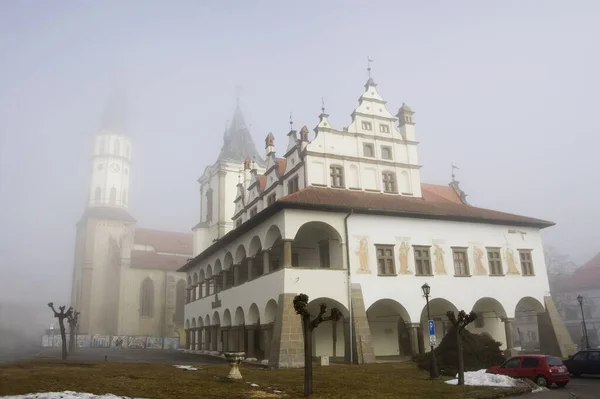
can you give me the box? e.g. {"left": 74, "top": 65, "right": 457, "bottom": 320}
{"left": 531, "top": 386, "right": 550, "bottom": 393}
{"left": 245, "top": 357, "right": 258, "bottom": 362}
{"left": 273, "top": 390, "right": 283, "bottom": 394}
{"left": 445, "top": 369, "right": 519, "bottom": 387}
{"left": 250, "top": 383, "right": 259, "bottom": 388}
{"left": 260, "top": 359, "right": 269, "bottom": 365}
{"left": 174, "top": 365, "right": 198, "bottom": 371}
{"left": 0, "top": 392, "right": 143, "bottom": 399}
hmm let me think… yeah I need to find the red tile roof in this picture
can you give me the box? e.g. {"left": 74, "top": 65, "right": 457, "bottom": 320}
{"left": 421, "top": 183, "right": 462, "bottom": 204}
{"left": 134, "top": 228, "right": 193, "bottom": 255}
{"left": 130, "top": 250, "right": 189, "bottom": 271}
{"left": 278, "top": 186, "right": 554, "bottom": 228}
{"left": 564, "top": 252, "right": 600, "bottom": 291}
{"left": 277, "top": 158, "right": 287, "bottom": 176}
{"left": 258, "top": 175, "right": 267, "bottom": 191}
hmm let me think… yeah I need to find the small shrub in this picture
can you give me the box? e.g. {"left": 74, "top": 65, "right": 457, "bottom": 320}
{"left": 414, "top": 328, "right": 506, "bottom": 376}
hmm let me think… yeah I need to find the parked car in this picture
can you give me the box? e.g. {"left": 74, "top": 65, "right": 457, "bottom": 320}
{"left": 563, "top": 349, "right": 600, "bottom": 377}
{"left": 486, "top": 354, "right": 570, "bottom": 387}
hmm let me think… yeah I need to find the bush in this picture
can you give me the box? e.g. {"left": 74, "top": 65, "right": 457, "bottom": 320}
{"left": 414, "top": 328, "right": 506, "bottom": 376}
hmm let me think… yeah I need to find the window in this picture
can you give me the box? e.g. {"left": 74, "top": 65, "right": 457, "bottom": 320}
{"left": 503, "top": 357, "right": 521, "bottom": 368}
{"left": 376, "top": 245, "right": 396, "bottom": 275}
{"left": 94, "top": 187, "right": 101, "bottom": 201}
{"left": 381, "top": 146, "right": 392, "bottom": 160}
{"left": 519, "top": 250, "right": 534, "bottom": 276}
{"left": 379, "top": 124, "right": 390, "bottom": 133}
{"left": 413, "top": 246, "right": 432, "bottom": 275}
{"left": 361, "top": 121, "right": 372, "bottom": 131}
{"left": 235, "top": 219, "right": 242, "bottom": 228}
{"left": 452, "top": 248, "right": 470, "bottom": 276}
{"left": 487, "top": 248, "right": 503, "bottom": 275}
{"left": 288, "top": 175, "right": 299, "bottom": 194}
{"left": 572, "top": 352, "right": 588, "bottom": 361}
{"left": 589, "top": 352, "right": 600, "bottom": 361}
{"left": 330, "top": 165, "right": 344, "bottom": 187}
{"left": 363, "top": 143, "right": 375, "bottom": 157}
{"left": 545, "top": 356, "right": 564, "bottom": 367}
{"left": 521, "top": 357, "right": 539, "bottom": 368}
{"left": 267, "top": 193, "right": 276, "bottom": 206}
{"left": 109, "top": 187, "right": 117, "bottom": 204}
{"left": 113, "top": 140, "right": 120, "bottom": 155}
{"left": 139, "top": 278, "right": 155, "bottom": 317}
{"left": 205, "top": 188, "right": 213, "bottom": 222}
{"left": 382, "top": 171, "right": 397, "bottom": 193}
{"left": 250, "top": 207, "right": 258, "bottom": 217}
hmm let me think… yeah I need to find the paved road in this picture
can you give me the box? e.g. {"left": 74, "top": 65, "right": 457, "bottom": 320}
{"left": 526, "top": 376, "right": 600, "bottom": 399}
{"left": 0, "top": 347, "right": 225, "bottom": 365}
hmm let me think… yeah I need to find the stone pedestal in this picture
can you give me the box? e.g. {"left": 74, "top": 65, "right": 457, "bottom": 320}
{"left": 224, "top": 352, "right": 245, "bottom": 380}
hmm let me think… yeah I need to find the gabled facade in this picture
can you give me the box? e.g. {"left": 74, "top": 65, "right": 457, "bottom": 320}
{"left": 180, "top": 73, "right": 574, "bottom": 367}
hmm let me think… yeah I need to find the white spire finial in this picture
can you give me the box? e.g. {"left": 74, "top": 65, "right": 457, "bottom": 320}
{"left": 367, "top": 57, "right": 374, "bottom": 79}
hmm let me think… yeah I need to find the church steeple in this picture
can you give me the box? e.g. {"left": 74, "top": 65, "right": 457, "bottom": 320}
{"left": 217, "top": 104, "right": 265, "bottom": 167}
{"left": 99, "top": 89, "right": 128, "bottom": 135}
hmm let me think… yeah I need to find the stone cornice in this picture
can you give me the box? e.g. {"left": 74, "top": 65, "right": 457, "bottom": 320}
{"left": 304, "top": 151, "right": 422, "bottom": 170}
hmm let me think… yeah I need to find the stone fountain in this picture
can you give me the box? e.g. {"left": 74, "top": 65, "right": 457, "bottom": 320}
{"left": 223, "top": 351, "right": 245, "bottom": 380}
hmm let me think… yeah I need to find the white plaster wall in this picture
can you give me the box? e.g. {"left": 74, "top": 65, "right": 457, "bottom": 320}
{"left": 89, "top": 134, "right": 132, "bottom": 208}
{"left": 347, "top": 214, "right": 551, "bottom": 325}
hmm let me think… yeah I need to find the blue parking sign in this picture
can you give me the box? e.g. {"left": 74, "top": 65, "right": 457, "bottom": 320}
{"left": 428, "top": 320, "right": 435, "bottom": 336}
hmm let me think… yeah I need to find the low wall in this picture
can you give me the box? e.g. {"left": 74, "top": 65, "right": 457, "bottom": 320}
{"left": 40, "top": 334, "right": 180, "bottom": 350}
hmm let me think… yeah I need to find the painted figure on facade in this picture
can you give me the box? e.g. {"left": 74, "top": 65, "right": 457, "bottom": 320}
{"left": 473, "top": 247, "right": 487, "bottom": 275}
{"left": 505, "top": 248, "right": 520, "bottom": 275}
{"left": 398, "top": 241, "right": 412, "bottom": 274}
{"left": 434, "top": 244, "right": 447, "bottom": 274}
{"left": 355, "top": 237, "right": 371, "bottom": 274}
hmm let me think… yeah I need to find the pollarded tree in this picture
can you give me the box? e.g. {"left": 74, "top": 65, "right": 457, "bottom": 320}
{"left": 446, "top": 310, "right": 478, "bottom": 386}
{"left": 48, "top": 302, "right": 73, "bottom": 360}
{"left": 67, "top": 310, "right": 80, "bottom": 354}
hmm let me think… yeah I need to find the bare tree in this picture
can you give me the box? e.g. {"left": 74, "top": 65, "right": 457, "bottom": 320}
{"left": 293, "top": 293, "right": 342, "bottom": 397}
{"left": 67, "top": 310, "right": 80, "bottom": 354}
{"left": 446, "top": 310, "right": 478, "bottom": 386}
{"left": 47, "top": 302, "right": 73, "bottom": 360}
{"left": 544, "top": 247, "right": 578, "bottom": 288}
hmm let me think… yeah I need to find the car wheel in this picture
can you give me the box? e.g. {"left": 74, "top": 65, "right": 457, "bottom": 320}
{"left": 556, "top": 382, "right": 568, "bottom": 388}
{"left": 535, "top": 375, "right": 549, "bottom": 387}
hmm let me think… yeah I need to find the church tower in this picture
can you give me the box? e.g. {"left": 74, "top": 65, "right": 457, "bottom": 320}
{"left": 193, "top": 102, "right": 265, "bottom": 255}
{"left": 70, "top": 91, "right": 136, "bottom": 336}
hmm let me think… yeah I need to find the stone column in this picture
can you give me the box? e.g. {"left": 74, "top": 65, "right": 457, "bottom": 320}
{"left": 262, "top": 324, "right": 273, "bottom": 361}
{"left": 246, "top": 325, "right": 257, "bottom": 358}
{"left": 204, "top": 327, "right": 210, "bottom": 352}
{"left": 185, "top": 329, "right": 190, "bottom": 349}
{"left": 283, "top": 240, "right": 293, "bottom": 268}
{"left": 238, "top": 325, "right": 246, "bottom": 353}
{"left": 502, "top": 317, "right": 517, "bottom": 356}
{"left": 191, "top": 328, "right": 196, "bottom": 350}
{"left": 211, "top": 326, "right": 218, "bottom": 351}
{"left": 247, "top": 257, "right": 254, "bottom": 281}
{"left": 263, "top": 250, "right": 270, "bottom": 274}
{"left": 409, "top": 323, "right": 421, "bottom": 356}
{"left": 186, "top": 288, "right": 191, "bottom": 304}
{"left": 233, "top": 264, "right": 240, "bottom": 286}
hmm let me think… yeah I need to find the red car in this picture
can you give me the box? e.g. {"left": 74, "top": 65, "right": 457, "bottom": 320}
{"left": 486, "top": 354, "right": 570, "bottom": 388}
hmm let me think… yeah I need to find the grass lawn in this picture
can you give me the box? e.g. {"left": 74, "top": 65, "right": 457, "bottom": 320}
{"left": 0, "top": 360, "right": 529, "bottom": 399}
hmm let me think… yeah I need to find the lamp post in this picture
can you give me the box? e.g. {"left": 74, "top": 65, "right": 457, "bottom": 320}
{"left": 577, "top": 295, "right": 590, "bottom": 350}
{"left": 421, "top": 283, "right": 440, "bottom": 378}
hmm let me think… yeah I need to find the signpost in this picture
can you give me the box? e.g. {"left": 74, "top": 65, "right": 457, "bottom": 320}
{"left": 428, "top": 320, "right": 436, "bottom": 346}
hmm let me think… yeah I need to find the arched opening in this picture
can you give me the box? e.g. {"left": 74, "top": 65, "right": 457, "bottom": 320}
{"left": 468, "top": 297, "right": 508, "bottom": 349}
{"left": 264, "top": 225, "right": 283, "bottom": 272}
{"left": 234, "top": 245, "right": 248, "bottom": 286}
{"left": 212, "top": 311, "right": 221, "bottom": 351}
{"left": 94, "top": 187, "right": 101, "bottom": 202}
{"left": 139, "top": 277, "right": 155, "bottom": 317}
{"left": 214, "top": 259, "right": 224, "bottom": 292}
{"left": 192, "top": 273, "right": 198, "bottom": 301}
{"left": 248, "top": 303, "right": 260, "bottom": 325}
{"left": 248, "top": 236, "right": 263, "bottom": 280}
{"left": 206, "top": 264, "right": 214, "bottom": 295}
{"left": 221, "top": 309, "right": 232, "bottom": 352}
{"left": 261, "top": 299, "right": 279, "bottom": 361}
{"left": 191, "top": 318, "right": 197, "bottom": 350}
{"left": 174, "top": 280, "right": 186, "bottom": 326}
{"left": 514, "top": 297, "right": 545, "bottom": 353}
{"left": 367, "top": 299, "right": 413, "bottom": 358}
{"left": 419, "top": 298, "right": 459, "bottom": 352}
{"left": 196, "top": 317, "right": 204, "bottom": 350}
{"left": 204, "top": 314, "right": 211, "bottom": 352}
{"left": 264, "top": 299, "right": 278, "bottom": 324}
{"left": 109, "top": 187, "right": 117, "bottom": 204}
{"left": 198, "top": 269, "right": 206, "bottom": 298}
{"left": 292, "top": 222, "right": 343, "bottom": 268}
{"left": 307, "top": 297, "right": 349, "bottom": 362}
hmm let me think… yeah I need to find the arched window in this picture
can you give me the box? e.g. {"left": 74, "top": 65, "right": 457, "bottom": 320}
{"left": 173, "top": 280, "right": 186, "bottom": 325}
{"left": 140, "top": 277, "right": 155, "bottom": 317}
{"left": 109, "top": 187, "right": 117, "bottom": 204}
{"left": 94, "top": 187, "right": 101, "bottom": 202}
{"left": 122, "top": 190, "right": 127, "bottom": 205}
{"left": 113, "top": 140, "right": 120, "bottom": 155}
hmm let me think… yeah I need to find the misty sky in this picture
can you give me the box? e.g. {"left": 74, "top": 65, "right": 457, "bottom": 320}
{"left": 1, "top": 1, "right": 599, "bottom": 307}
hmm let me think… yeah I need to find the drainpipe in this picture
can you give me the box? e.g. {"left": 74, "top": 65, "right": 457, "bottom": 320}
{"left": 344, "top": 210, "right": 354, "bottom": 364}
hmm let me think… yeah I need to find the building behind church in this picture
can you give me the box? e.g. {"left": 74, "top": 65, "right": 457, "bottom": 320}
{"left": 180, "top": 72, "right": 575, "bottom": 367}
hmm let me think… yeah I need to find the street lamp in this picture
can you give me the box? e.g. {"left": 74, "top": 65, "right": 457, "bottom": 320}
{"left": 421, "top": 283, "right": 440, "bottom": 379}
{"left": 576, "top": 295, "right": 590, "bottom": 350}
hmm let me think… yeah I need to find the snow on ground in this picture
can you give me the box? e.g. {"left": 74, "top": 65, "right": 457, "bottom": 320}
{"left": 445, "top": 369, "right": 521, "bottom": 387}
{"left": 173, "top": 365, "right": 198, "bottom": 371}
{"left": 0, "top": 392, "right": 148, "bottom": 399}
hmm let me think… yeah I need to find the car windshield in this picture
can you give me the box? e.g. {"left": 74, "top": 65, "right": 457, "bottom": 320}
{"left": 545, "top": 356, "right": 563, "bottom": 366}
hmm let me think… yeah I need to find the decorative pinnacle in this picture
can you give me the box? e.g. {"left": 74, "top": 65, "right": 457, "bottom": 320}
{"left": 321, "top": 97, "right": 325, "bottom": 114}
{"left": 367, "top": 57, "right": 374, "bottom": 79}
{"left": 289, "top": 112, "right": 293, "bottom": 131}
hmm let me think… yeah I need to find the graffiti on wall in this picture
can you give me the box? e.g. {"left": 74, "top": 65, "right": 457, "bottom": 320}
{"left": 41, "top": 334, "right": 180, "bottom": 350}
{"left": 128, "top": 336, "right": 147, "bottom": 349}
{"left": 92, "top": 334, "right": 111, "bottom": 348}
{"left": 163, "top": 337, "right": 179, "bottom": 350}
{"left": 146, "top": 337, "right": 163, "bottom": 349}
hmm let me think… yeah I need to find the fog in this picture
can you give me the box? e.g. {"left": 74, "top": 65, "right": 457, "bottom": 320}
{"left": 1, "top": 1, "right": 599, "bottom": 341}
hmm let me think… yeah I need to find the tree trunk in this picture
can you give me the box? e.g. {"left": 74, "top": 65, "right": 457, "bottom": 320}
{"left": 69, "top": 323, "right": 76, "bottom": 354}
{"left": 302, "top": 315, "right": 312, "bottom": 397}
{"left": 457, "top": 328, "right": 465, "bottom": 386}
{"left": 59, "top": 319, "right": 68, "bottom": 361}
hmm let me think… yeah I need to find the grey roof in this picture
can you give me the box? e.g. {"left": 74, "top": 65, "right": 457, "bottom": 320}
{"left": 99, "top": 90, "right": 128, "bottom": 134}
{"left": 217, "top": 104, "right": 265, "bottom": 166}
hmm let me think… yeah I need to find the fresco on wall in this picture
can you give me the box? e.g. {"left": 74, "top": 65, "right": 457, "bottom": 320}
{"left": 128, "top": 336, "right": 147, "bottom": 349}
{"left": 164, "top": 337, "right": 180, "bottom": 350}
{"left": 92, "top": 334, "right": 111, "bottom": 348}
{"left": 354, "top": 237, "right": 371, "bottom": 274}
{"left": 505, "top": 248, "right": 520, "bottom": 275}
{"left": 433, "top": 244, "right": 447, "bottom": 274}
{"left": 111, "top": 335, "right": 128, "bottom": 348}
{"left": 146, "top": 337, "right": 163, "bottom": 349}
{"left": 473, "top": 247, "right": 488, "bottom": 275}
{"left": 77, "top": 335, "right": 91, "bottom": 348}
{"left": 398, "top": 241, "right": 412, "bottom": 274}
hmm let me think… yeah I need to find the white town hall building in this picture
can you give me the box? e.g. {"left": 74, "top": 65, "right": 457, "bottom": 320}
{"left": 180, "top": 73, "right": 574, "bottom": 367}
